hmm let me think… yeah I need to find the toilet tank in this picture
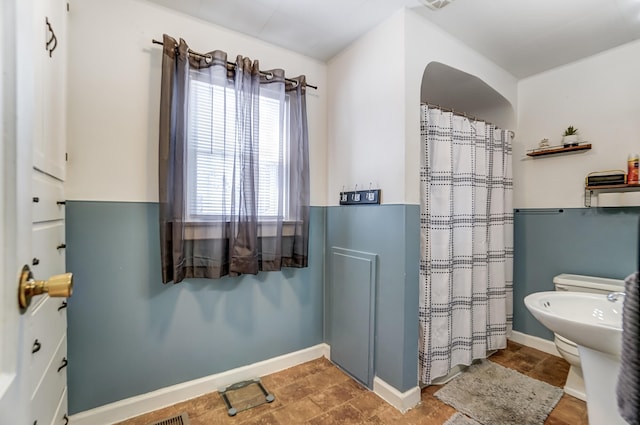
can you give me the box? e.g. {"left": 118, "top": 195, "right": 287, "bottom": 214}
{"left": 553, "top": 273, "right": 624, "bottom": 294}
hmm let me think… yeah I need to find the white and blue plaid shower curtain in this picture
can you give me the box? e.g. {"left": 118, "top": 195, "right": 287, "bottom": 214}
{"left": 419, "top": 105, "right": 513, "bottom": 385}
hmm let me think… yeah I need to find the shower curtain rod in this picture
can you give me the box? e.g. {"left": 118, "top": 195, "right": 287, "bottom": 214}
{"left": 152, "top": 39, "right": 318, "bottom": 90}
{"left": 422, "top": 102, "right": 515, "bottom": 138}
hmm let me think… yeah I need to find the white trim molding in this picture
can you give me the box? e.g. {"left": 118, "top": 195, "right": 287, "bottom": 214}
{"left": 372, "top": 376, "right": 420, "bottom": 413}
{"left": 69, "top": 343, "right": 330, "bottom": 425}
{"left": 509, "top": 330, "right": 560, "bottom": 357}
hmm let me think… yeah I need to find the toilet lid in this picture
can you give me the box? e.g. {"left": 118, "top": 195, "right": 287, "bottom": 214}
{"left": 553, "top": 273, "right": 624, "bottom": 292}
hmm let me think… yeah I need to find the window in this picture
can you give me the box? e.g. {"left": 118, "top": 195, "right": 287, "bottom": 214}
{"left": 158, "top": 37, "right": 311, "bottom": 281}
{"left": 186, "top": 70, "right": 289, "bottom": 221}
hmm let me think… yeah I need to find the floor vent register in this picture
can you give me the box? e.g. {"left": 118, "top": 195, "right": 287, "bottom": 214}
{"left": 147, "top": 412, "right": 190, "bottom": 425}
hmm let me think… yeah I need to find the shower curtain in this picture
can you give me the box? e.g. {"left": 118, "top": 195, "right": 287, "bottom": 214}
{"left": 419, "top": 105, "right": 513, "bottom": 385}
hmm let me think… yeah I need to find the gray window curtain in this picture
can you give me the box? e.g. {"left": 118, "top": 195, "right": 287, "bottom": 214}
{"left": 159, "top": 34, "right": 310, "bottom": 283}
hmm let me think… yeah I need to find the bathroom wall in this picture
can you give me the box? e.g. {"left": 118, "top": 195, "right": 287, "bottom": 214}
{"left": 513, "top": 207, "right": 639, "bottom": 339}
{"left": 65, "top": 0, "right": 327, "bottom": 414}
{"left": 325, "top": 9, "right": 518, "bottom": 393}
{"left": 65, "top": 0, "right": 640, "bottom": 413}
{"left": 66, "top": 202, "right": 325, "bottom": 412}
{"left": 325, "top": 11, "right": 415, "bottom": 392}
{"left": 325, "top": 8, "right": 519, "bottom": 207}
{"left": 513, "top": 40, "right": 640, "bottom": 339}
{"left": 515, "top": 39, "right": 640, "bottom": 209}
{"left": 66, "top": 0, "right": 327, "bottom": 204}
{"left": 326, "top": 9, "right": 407, "bottom": 205}
{"left": 324, "top": 205, "right": 420, "bottom": 393}
{"left": 403, "top": 9, "right": 518, "bottom": 206}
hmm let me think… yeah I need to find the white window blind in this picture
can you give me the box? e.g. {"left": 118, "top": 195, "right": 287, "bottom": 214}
{"left": 187, "top": 71, "right": 289, "bottom": 220}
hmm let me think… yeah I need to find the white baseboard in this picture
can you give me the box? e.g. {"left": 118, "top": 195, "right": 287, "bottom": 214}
{"left": 69, "top": 343, "right": 330, "bottom": 425}
{"left": 372, "top": 376, "right": 420, "bottom": 413}
{"left": 509, "top": 330, "right": 560, "bottom": 357}
{"left": 68, "top": 334, "right": 559, "bottom": 424}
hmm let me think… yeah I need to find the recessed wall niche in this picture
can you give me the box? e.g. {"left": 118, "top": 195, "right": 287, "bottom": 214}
{"left": 421, "top": 62, "right": 515, "bottom": 130}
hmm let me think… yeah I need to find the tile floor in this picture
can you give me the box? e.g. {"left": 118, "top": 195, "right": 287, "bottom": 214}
{"left": 117, "top": 341, "right": 588, "bottom": 425}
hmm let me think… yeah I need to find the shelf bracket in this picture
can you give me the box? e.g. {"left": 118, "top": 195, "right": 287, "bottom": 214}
{"left": 585, "top": 188, "right": 592, "bottom": 207}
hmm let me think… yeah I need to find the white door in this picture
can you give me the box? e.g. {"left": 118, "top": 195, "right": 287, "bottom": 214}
{"left": 0, "top": 0, "right": 70, "bottom": 423}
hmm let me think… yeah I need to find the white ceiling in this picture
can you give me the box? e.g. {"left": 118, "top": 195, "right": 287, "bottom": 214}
{"left": 146, "top": 0, "right": 640, "bottom": 78}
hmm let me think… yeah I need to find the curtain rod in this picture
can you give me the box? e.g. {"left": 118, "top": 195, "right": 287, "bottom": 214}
{"left": 152, "top": 39, "right": 318, "bottom": 90}
{"left": 422, "top": 102, "right": 515, "bottom": 138}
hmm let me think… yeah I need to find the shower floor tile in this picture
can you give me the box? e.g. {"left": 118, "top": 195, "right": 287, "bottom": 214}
{"left": 115, "top": 344, "right": 587, "bottom": 425}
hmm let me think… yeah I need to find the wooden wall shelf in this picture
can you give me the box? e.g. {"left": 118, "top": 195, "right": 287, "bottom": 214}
{"left": 584, "top": 183, "right": 640, "bottom": 207}
{"left": 527, "top": 143, "right": 591, "bottom": 157}
{"left": 585, "top": 183, "right": 640, "bottom": 192}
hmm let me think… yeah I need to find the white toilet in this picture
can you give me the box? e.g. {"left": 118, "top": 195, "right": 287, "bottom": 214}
{"left": 552, "top": 273, "right": 625, "bottom": 401}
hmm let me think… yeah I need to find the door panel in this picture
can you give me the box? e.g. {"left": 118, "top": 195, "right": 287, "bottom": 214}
{"left": 32, "top": 171, "right": 65, "bottom": 222}
{"left": 30, "top": 334, "right": 67, "bottom": 425}
{"left": 52, "top": 388, "right": 68, "bottom": 425}
{"left": 28, "top": 297, "right": 67, "bottom": 396}
{"left": 32, "top": 221, "right": 66, "bottom": 284}
{"left": 29, "top": 0, "right": 70, "bottom": 421}
{"left": 33, "top": 0, "right": 67, "bottom": 180}
{"left": 0, "top": 0, "right": 38, "bottom": 423}
{"left": 0, "top": 0, "right": 69, "bottom": 422}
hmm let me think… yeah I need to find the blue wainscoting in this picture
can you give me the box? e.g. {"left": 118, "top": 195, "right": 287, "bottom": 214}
{"left": 67, "top": 202, "right": 635, "bottom": 413}
{"left": 65, "top": 202, "right": 325, "bottom": 414}
{"left": 513, "top": 207, "right": 640, "bottom": 340}
{"left": 325, "top": 205, "right": 420, "bottom": 393}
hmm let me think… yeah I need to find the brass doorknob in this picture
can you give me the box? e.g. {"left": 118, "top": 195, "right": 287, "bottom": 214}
{"left": 18, "top": 265, "right": 73, "bottom": 310}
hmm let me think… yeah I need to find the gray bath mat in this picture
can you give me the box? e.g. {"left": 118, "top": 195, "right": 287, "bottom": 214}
{"left": 220, "top": 379, "right": 275, "bottom": 416}
{"left": 444, "top": 412, "right": 481, "bottom": 425}
{"left": 434, "top": 360, "right": 563, "bottom": 425}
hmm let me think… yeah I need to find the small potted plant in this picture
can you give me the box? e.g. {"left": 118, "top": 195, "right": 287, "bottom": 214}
{"left": 562, "top": 126, "right": 579, "bottom": 147}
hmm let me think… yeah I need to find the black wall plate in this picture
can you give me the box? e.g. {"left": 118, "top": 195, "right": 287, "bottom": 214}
{"left": 339, "top": 189, "right": 381, "bottom": 205}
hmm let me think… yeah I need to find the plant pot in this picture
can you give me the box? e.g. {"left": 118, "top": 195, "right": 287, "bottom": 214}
{"left": 563, "top": 135, "right": 579, "bottom": 147}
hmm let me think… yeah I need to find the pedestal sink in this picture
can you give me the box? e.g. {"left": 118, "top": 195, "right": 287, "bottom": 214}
{"left": 524, "top": 292, "right": 625, "bottom": 425}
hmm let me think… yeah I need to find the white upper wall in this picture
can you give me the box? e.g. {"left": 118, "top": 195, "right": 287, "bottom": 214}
{"left": 403, "top": 9, "right": 518, "bottom": 205}
{"left": 326, "top": 8, "right": 518, "bottom": 206}
{"left": 326, "top": 9, "right": 407, "bottom": 205}
{"left": 516, "top": 39, "right": 640, "bottom": 208}
{"left": 70, "top": 1, "right": 638, "bottom": 209}
{"left": 66, "top": 0, "right": 327, "bottom": 204}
